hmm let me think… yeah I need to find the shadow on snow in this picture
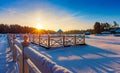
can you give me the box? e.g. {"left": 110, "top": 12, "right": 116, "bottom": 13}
{"left": 40, "top": 45, "right": 120, "bottom": 73}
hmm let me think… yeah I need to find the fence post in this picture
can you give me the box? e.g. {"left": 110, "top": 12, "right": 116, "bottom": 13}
{"left": 19, "top": 54, "right": 23, "bottom": 73}
{"left": 8, "top": 34, "right": 12, "bottom": 52}
{"left": 22, "top": 35, "right": 30, "bottom": 73}
{"left": 63, "top": 35, "right": 65, "bottom": 47}
{"left": 47, "top": 34, "right": 50, "bottom": 49}
{"left": 13, "top": 34, "right": 17, "bottom": 62}
{"left": 39, "top": 34, "right": 41, "bottom": 45}
{"left": 83, "top": 34, "right": 85, "bottom": 44}
{"left": 28, "top": 33, "right": 31, "bottom": 42}
{"left": 74, "top": 35, "right": 76, "bottom": 45}
{"left": 82, "top": 34, "right": 85, "bottom": 44}
{"left": 32, "top": 34, "right": 34, "bottom": 43}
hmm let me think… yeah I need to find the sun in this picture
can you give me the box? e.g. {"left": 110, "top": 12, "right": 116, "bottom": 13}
{"left": 36, "top": 23, "right": 43, "bottom": 30}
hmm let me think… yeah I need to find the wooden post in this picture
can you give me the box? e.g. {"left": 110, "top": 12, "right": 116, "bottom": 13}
{"left": 39, "top": 34, "right": 41, "bottom": 45}
{"left": 47, "top": 34, "right": 50, "bottom": 49}
{"left": 19, "top": 55, "right": 23, "bottom": 73}
{"left": 8, "top": 34, "right": 12, "bottom": 52}
{"left": 83, "top": 34, "right": 85, "bottom": 44}
{"left": 28, "top": 33, "right": 31, "bottom": 42}
{"left": 81, "top": 34, "right": 85, "bottom": 44}
{"left": 32, "top": 34, "right": 34, "bottom": 43}
{"left": 63, "top": 35, "right": 65, "bottom": 47}
{"left": 13, "top": 34, "right": 17, "bottom": 62}
{"left": 74, "top": 35, "right": 76, "bottom": 45}
{"left": 22, "top": 35, "right": 30, "bottom": 73}
{"left": 24, "top": 60, "right": 29, "bottom": 73}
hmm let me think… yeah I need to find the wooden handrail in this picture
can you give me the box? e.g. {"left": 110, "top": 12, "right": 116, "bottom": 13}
{"left": 25, "top": 59, "right": 41, "bottom": 73}
{"left": 31, "top": 34, "right": 85, "bottom": 48}
{"left": 7, "top": 34, "right": 73, "bottom": 73}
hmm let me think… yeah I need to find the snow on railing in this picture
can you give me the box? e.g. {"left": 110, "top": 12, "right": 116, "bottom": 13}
{"left": 7, "top": 34, "right": 73, "bottom": 73}
{"left": 28, "top": 34, "right": 85, "bottom": 49}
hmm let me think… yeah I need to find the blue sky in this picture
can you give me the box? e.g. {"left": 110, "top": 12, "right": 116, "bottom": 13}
{"left": 0, "top": 0, "right": 120, "bottom": 30}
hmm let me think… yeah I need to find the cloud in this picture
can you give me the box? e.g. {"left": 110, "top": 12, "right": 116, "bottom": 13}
{"left": 0, "top": 7, "right": 16, "bottom": 15}
{"left": 7, "top": 8, "right": 16, "bottom": 15}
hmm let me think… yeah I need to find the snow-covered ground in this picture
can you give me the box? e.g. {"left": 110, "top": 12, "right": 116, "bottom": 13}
{"left": 1, "top": 34, "right": 120, "bottom": 73}
{"left": 30, "top": 35, "right": 120, "bottom": 73}
{"left": 0, "top": 34, "right": 14, "bottom": 73}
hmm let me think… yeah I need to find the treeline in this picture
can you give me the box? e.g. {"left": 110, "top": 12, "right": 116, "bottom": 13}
{"left": 94, "top": 21, "right": 119, "bottom": 34}
{"left": 0, "top": 23, "right": 94, "bottom": 34}
{"left": 64, "top": 29, "right": 93, "bottom": 34}
{"left": 0, "top": 24, "right": 56, "bottom": 34}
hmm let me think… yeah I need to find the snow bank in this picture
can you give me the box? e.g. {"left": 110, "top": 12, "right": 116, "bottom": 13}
{"left": 12, "top": 38, "right": 72, "bottom": 73}
{"left": 24, "top": 47, "right": 73, "bottom": 73}
{"left": 0, "top": 34, "right": 15, "bottom": 73}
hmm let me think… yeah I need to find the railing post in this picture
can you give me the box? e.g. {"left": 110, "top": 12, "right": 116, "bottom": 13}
{"left": 74, "top": 35, "right": 76, "bottom": 45}
{"left": 63, "top": 35, "right": 65, "bottom": 47}
{"left": 8, "top": 34, "right": 12, "bottom": 52}
{"left": 81, "top": 34, "right": 85, "bottom": 44}
{"left": 13, "top": 34, "right": 17, "bottom": 62}
{"left": 22, "top": 35, "right": 30, "bottom": 73}
{"left": 47, "top": 34, "right": 50, "bottom": 49}
{"left": 19, "top": 54, "right": 23, "bottom": 73}
{"left": 28, "top": 33, "right": 31, "bottom": 42}
{"left": 83, "top": 34, "right": 85, "bottom": 44}
{"left": 39, "top": 34, "right": 41, "bottom": 45}
{"left": 32, "top": 34, "right": 34, "bottom": 43}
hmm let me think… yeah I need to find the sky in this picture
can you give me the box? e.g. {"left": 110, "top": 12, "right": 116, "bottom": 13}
{"left": 0, "top": 0, "right": 120, "bottom": 31}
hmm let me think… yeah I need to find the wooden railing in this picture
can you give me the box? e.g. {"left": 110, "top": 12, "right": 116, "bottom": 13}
{"left": 7, "top": 34, "right": 73, "bottom": 73}
{"left": 29, "top": 34, "right": 85, "bottom": 49}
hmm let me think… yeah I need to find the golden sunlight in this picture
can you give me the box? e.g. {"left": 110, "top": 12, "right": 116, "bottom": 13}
{"left": 36, "top": 23, "right": 43, "bottom": 30}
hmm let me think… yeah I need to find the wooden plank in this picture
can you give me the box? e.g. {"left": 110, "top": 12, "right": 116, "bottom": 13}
{"left": 25, "top": 59, "right": 41, "bottom": 73}
{"left": 24, "top": 47, "right": 72, "bottom": 73}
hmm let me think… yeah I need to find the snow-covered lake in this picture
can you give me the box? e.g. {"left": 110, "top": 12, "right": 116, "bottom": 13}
{"left": 30, "top": 35, "right": 120, "bottom": 73}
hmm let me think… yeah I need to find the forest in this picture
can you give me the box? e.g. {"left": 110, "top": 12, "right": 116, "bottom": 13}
{"left": 0, "top": 21, "right": 119, "bottom": 34}
{"left": 0, "top": 23, "right": 93, "bottom": 34}
{"left": 94, "top": 21, "right": 119, "bottom": 34}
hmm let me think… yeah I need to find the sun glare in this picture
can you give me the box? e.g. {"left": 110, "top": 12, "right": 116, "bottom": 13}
{"left": 36, "top": 23, "right": 43, "bottom": 30}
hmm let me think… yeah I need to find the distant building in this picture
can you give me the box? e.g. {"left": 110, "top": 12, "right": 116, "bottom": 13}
{"left": 85, "top": 32, "right": 91, "bottom": 35}
{"left": 114, "top": 28, "right": 120, "bottom": 36}
{"left": 101, "top": 31, "right": 111, "bottom": 34}
{"left": 115, "top": 28, "right": 120, "bottom": 33}
{"left": 110, "top": 28, "right": 120, "bottom": 34}
{"left": 110, "top": 29, "right": 116, "bottom": 34}
{"left": 57, "top": 29, "right": 63, "bottom": 36}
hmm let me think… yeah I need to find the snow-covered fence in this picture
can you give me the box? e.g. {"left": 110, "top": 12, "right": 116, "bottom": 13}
{"left": 29, "top": 34, "right": 85, "bottom": 49}
{"left": 7, "top": 34, "right": 73, "bottom": 73}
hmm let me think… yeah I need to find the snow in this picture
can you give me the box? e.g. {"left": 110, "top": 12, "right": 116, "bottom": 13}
{"left": 101, "top": 31, "right": 111, "bottom": 34}
{"left": 30, "top": 35, "right": 120, "bottom": 73}
{"left": 23, "top": 46, "right": 72, "bottom": 73}
{"left": 115, "top": 29, "right": 120, "bottom": 33}
{"left": 0, "top": 34, "right": 14, "bottom": 73}
{"left": 0, "top": 34, "right": 119, "bottom": 73}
